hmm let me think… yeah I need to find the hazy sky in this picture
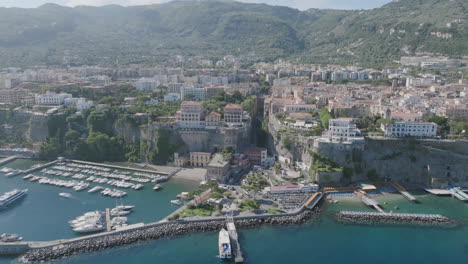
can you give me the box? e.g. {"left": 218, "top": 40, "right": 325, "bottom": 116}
{"left": 0, "top": 0, "right": 393, "bottom": 10}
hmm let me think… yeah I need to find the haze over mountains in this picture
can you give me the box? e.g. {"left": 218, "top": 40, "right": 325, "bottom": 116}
{"left": 0, "top": 0, "right": 466, "bottom": 67}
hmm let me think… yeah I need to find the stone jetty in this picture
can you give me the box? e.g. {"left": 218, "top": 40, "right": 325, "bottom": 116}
{"left": 336, "top": 211, "right": 454, "bottom": 226}
{"left": 19, "top": 208, "right": 318, "bottom": 263}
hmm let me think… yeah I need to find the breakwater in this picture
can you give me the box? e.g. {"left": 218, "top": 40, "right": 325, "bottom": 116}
{"left": 18, "top": 208, "right": 318, "bottom": 263}
{"left": 336, "top": 211, "right": 454, "bottom": 226}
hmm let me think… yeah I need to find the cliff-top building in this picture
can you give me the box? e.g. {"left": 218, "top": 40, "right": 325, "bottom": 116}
{"left": 176, "top": 101, "right": 204, "bottom": 128}
{"left": 224, "top": 104, "right": 243, "bottom": 125}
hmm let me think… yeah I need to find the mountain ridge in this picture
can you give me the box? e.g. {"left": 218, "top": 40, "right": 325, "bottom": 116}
{"left": 0, "top": 0, "right": 465, "bottom": 67}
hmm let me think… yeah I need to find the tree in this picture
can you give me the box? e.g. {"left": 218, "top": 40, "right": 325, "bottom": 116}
{"left": 282, "top": 136, "right": 293, "bottom": 150}
{"left": 427, "top": 115, "right": 450, "bottom": 135}
{"left": 39, "top": 137, "right": 62, "bottom": 159}
{"left": 319, "top": 109, "right": 332, "bottom": 129}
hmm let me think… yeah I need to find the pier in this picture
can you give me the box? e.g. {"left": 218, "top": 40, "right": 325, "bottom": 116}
{"left": 449, "top": 187, "right": 468, "bottom": 202}
{"left": 361, "top": 195, "right": 384, "bottom": 213}
{"left": 22, "top": 160, "right": 60, "bottom": 174}
{"left": 393, "top": 183, "right": 417, "bottom": 202}
{"left": 226, "top": 215, "right": 243, "bottom": 264}
{"left": 425, "top": 189, "right": 451, "bottom": 196}
{"left": 0, "top": 156, "right": 18, "bottom": 166}
{"left": 70, "top": 160, "right": 170, "bottom": 175}
{"left": 304, "top": 192, "right": 324, "bottom": 210}
{"left": 105, "top": 209, "right": 111, "bottom": 232}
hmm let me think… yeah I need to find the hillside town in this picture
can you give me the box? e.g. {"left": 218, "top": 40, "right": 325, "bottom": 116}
{"left": 0, "top": 55, "right": 467, "bottom": 188}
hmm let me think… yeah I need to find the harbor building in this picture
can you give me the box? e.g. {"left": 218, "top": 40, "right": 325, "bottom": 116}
{"left": 190, "top": 152, "right": 212, "bottom": 167}
{"left": 381, "top": 122, "right": 437, "bottom": 138}
{"left": 269, "top": 184, "right": 319, "bottom": 194}
{"left": 207, "top": 154, "right": 230, "bottom": 182}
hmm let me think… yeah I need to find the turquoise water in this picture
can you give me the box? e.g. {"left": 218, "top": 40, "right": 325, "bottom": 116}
{"left": 2, "top": 160, "right": 468, "bottom": 264}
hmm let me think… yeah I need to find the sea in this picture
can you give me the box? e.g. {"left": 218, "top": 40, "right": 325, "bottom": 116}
{"left": 1, "top": 159, "right": 468, "bottom": 264}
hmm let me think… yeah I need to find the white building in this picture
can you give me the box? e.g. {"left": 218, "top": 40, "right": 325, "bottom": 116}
{"left": 328, "top": 118, "right": 361, "bottom": 143}
{"left": 135, "top": 78, "right": 157, "bottom": 91}
{"left": 164, "top": 93, "right": 180, "bottom": 102}
{"left": 64, "top": 97, "right": 94, "bottom": 110}
{"left": 181, "top": 87, "right": 206, "bottom": 101}
{"left": 283, "top": 104, "right": 317, "bottom": 113}
{"left": 381, "top": 122, "right": 437, "bottom": 138}
{"left": 35, "top": 92, "right": 72, "bottom": 105}
{"left": 76, "top": 98, "right": 94, "bottom": 110}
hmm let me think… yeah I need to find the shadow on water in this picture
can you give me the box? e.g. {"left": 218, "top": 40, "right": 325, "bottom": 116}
{"left": 0, "top": 198, "right": 27, "bottom": 214}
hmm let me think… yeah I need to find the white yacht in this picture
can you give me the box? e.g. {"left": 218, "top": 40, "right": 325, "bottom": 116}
{"left": 0, "top": 168, "right": 13, "bottom": 173}
{"left": 88, "top": 186, "right": 104, "bottom": 193}
{"left": 115, "top": 205, "right": 134, "bottom": 211}
{"left": 5, "top": 170, "right": 22, "bottom": 177}
{"left": 153, "top": 184, "right": 161, "bottom": 191}
{"left": 110, "top": 208, "right": 131, "bottom": 216}
{"left": 73, "top": 224, "right": 106, "bottom": 233}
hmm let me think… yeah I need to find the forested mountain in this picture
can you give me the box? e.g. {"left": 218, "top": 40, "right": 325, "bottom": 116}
{"left": 0, "top": 0, "right": 466, "bottom": 67}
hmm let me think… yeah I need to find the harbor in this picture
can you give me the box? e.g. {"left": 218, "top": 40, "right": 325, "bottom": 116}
{"left": 2, "top": 159, "right": 468, "bottom": 263}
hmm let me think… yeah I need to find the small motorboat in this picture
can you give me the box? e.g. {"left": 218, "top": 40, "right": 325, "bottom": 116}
{"left": 59, "top": 193, "right": 72, "bottom": 198}
{"left": 153, "top": 184, "right": 162, "bottom": 191}
{"left": 170, "top": 200, "right": 182, "bottom": 206}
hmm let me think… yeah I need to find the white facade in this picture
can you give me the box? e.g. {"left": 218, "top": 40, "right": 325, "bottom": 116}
{"left": 135, "top": 78, "right": 157, "bottom": 91}
{"left": 76, "top": 98, "right": 94, "bottom": 110}
{"left": 164, "top": 93, "right": 180, "bottom": 102}
{"left": 381, "top": 122, "right": 437, "bottom": 137}
{"left": 328, "top": 118, "right": 361, "bottom": 143}
{"left": 181, "top": 87, "right": 206, "bottom": 101}
{"left": 35, "top": 92, "right": 72, "bottom": 105}
{"left": 283, "top": 104, "right": 317, "bottom": 113}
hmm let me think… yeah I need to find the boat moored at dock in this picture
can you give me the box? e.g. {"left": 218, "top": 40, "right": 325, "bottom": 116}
{"left": 218, "top": 228, "right": 232, "bottom": 259}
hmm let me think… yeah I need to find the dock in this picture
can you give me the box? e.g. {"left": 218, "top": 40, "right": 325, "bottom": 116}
{"left": 0, "top": 156, "right": 18, "bottom": 166}
{"left": 425, "top": 189, "right": 451, "bottom": 196}
{"left": 105, "top": 208, "right": 111, "bottom": 232}
{"left": 393, "top": 183, "right": 417, "bottom": 202}
{"left": 22, "top": 160, "right": 60, "bottom": 174}
{"left": 304, "top": 192, "right": 324, "bottom": 209}
{"left": 226, "top": 215, "right": 243, "bottom": 264}
{"left": 361, "top": 195, "right": 384, "bottom": 213}
{"left": 70, "top": 160, "right": 170, "bottom": 175}
{"left": 449, "top": 187, "right": 468, "bottom": 202}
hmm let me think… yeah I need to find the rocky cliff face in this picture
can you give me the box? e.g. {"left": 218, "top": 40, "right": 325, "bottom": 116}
{"left": 270, "top": 124, "right": 468, "bottom": 186}
{"left": 312, "top": 138, "right": 468, "bottom": 186}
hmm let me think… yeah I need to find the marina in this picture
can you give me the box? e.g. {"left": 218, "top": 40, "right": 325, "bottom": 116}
{"left": 1, "top": 159, "right": 468, "bottom": 263}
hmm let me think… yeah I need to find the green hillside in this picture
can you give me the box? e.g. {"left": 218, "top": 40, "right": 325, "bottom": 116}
{"left": 0, "top": 0, "right": 465, "bottom": 67}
